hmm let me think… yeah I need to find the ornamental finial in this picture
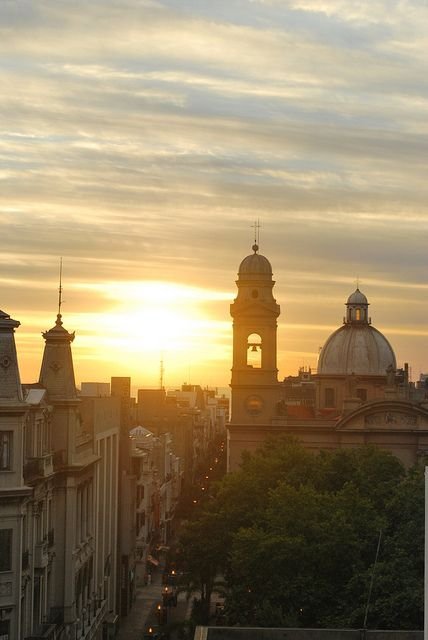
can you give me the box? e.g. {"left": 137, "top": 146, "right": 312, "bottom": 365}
{"left": 251, "top": 219, "right": 260, "bottom": 249}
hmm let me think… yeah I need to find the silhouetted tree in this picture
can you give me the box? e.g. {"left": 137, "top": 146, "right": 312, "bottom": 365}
{"left": 179, "top": 437, "right": 423, "bottom": 629}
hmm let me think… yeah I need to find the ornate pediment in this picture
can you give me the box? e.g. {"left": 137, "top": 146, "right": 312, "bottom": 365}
{"left": 364, "top": 411, "right": 417, "bottom": 427}
{"left": 336, "top": 400, "right": 428, "bottom": 432}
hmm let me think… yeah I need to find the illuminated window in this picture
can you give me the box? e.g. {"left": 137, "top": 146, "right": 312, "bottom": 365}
{"left": 355, "top": 309, "right": 361, "bottom": 321}
{"left": 325, "top": 388, "right": 335, "bottom": 408}
{"left": 247, "top": 333, "right": 262, "bottom": 368}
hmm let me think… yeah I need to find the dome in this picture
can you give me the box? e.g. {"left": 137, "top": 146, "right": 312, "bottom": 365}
{"left": 317, "top": 324, "right": 396, "bottom": 376}
{"left": 238, "top": 244, "right": 272, "bottom": 277}
{"left": 347, "top": 288, "right": 368, "bottom": 305}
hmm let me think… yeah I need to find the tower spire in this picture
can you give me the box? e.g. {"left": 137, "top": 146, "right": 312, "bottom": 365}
{"left": 56, "top": 257, "right": 63, "bottom": 326}
{"left": 58, "top": 257, "right": 63, "bottom": 315}
{"left": 251, "top": 219, "right": 261, "bottom": 253}
{"left": 39, "top": 261, "right": 76, "bottom": 398}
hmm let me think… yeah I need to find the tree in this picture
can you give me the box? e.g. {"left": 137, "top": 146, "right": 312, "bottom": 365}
{"left": 178, "top": 438, "right": 424, "bottom": 629}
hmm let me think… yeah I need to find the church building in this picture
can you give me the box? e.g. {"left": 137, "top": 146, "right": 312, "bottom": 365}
{"left": 228, "top": 243, "right": 428, "bottom": 471}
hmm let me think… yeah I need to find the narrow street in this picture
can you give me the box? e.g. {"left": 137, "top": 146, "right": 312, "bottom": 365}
{"left": 116, "top": 559, "right": 192, "bottom": 640}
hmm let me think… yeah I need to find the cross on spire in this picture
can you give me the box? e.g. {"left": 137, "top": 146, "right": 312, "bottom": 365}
{"left": 251, "top": 219, "right": 260, "bottom": 245}
{"left": 251, "top": 220, "right": 261, "bottom": 253}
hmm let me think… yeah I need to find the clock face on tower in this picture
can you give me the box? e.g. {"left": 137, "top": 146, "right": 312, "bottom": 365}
{"left": 245, "top": 394, "right": 264, "bottom": 416}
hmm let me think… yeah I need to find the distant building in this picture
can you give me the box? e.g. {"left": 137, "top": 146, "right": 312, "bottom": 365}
{"left": 130, "top": 426, "right": 181, "bottom": 583}
{"left": 80, "top": 381, "right": 110, "bottom": 397}
{"left": 228, "top": 243, "right": 428, "bottom": 470}
{"left": 111, "top": 377, "right": 131, "bottom": 399}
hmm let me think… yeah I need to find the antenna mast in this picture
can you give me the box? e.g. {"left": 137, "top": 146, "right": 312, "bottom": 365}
{"left": 160, "top": 356, "right": 164, "bottom": 390}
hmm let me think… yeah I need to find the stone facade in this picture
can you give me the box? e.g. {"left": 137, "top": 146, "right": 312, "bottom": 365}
{"left": 228, "top": 246, "right": 428, "bottom": 471}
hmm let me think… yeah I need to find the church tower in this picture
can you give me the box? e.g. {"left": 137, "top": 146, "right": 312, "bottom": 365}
{"left": 230, "top": 242, "right": 280, "bottom": 427}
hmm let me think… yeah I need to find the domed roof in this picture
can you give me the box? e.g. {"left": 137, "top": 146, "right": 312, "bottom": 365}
{"left": 318, "top": 287, "right": 396, "bottom": 376}
{"left": 347, "top": 288, "right": 368, "bottom": 305}
{"left": 318, "top": 325, "right": 396, "bottom": 376}
{"left": 238, "top": 244, "right": 272, "bottom": 277}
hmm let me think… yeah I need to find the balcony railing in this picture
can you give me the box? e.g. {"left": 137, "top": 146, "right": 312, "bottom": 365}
{"left": 75, "top": 598, "right": 107, "bottom": 639}
{"left": 25, "top": 624, "right": 62, "bottom": 640}
{"left": 23, "top": 454, "right": 54, "bottom": 482}
{"left": 75, "top": 431, "right": 92, "bottom": 447}
{"left": 25, "top": 606, "right": 65, "bottom": 639}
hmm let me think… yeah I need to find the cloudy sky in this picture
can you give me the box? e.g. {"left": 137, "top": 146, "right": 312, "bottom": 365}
{"left": 1, "top": 0, "right": 428, "bottom": 390}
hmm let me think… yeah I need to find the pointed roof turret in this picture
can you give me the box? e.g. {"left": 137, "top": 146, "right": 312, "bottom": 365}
{"left": 0, "top": 309, "right": 24, "bottom": 402}
{"left": 39, "top": 261, "right": 77, "bottom": 399}
{"left": 39, "top": 311, "right": 77, "bottom": 400}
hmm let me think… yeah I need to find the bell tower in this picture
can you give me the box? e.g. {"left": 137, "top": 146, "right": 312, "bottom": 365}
{"left": 230, "top": 242, "right": 280, "bottom": 426}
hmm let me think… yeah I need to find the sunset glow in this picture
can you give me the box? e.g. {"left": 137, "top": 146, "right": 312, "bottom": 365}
{"left": 2, "top": 1, "right": 428, "bottom": 390}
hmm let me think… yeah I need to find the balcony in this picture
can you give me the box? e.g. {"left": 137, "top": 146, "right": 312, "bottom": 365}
{"left": 25, "top": 607, "right": 64, "bottom": 639}
{"left": 23, "top": 454, "right": 54, "bottom": 482}
{"left": 75, "top": 598, "right": 107, "bottom": 639}
{"left": 75, "top": 431, "right": 92, "bottom": 447}
{"left": 34, "top": 541, "right": 49, "bottom": 568}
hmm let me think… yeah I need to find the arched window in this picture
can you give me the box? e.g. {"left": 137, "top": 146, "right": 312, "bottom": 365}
{"left": 247, "top": 333, "right": 262, "bottom": 368}
{"left": 355, "top": 308, "right": 361, "bottom": 321}
{"left": 325, "top": 387, "right": 335, "bottom": 408}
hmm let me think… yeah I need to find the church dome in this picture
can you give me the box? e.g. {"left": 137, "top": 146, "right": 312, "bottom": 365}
{"left": 317, "top": 325, "right": 396, "bottom": 375}
{"left": 317, "top": 288, "right": 396, "bottom": 376}
{"left": 347, "top": 288, "right": 368, "bottom": 305}
{"left": 238, "top": 244, "right": 272, "bottom": 277}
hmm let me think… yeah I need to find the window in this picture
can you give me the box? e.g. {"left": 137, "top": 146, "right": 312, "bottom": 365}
{"left": 0, "top": 432, "right": 12, "bottom": 471}
{"left": 0, "top": 530, "right": 12, "bottom": 572}
{"left": 357, "top": 388, "right": 367, "bottom": 402}
{"left": 0, "top": 619, "right": 10, "bottom": 640}
{"left": 325, "top": 388, "right": 335, "bottom": 408}
{"left": 355, "top": 308, "right": 361, "bottom": 321}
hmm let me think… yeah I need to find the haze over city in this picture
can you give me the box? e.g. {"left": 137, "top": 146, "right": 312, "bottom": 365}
{"left": 1, "top": 0, "right": 428, "bottom": 389}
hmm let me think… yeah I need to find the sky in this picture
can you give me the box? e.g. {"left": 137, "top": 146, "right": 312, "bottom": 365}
{"left": 1, "top": 0, "right": 428, "bottom": 391}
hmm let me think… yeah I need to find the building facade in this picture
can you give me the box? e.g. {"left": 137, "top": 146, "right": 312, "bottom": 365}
{"left": 0, "top": 308, "right": 121, "bottom": 639}
{"left": 228, "top": 245, "right": 428, "bottom": 471}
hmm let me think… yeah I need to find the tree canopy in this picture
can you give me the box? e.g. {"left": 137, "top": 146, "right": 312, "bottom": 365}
{"left": 178, "top": 438, "right": 424, "bottom": 629}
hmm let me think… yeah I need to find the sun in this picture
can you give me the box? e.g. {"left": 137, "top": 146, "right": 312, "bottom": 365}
{"left": 97, "top": 281, "right": 224, "bottom": 353}
{"left": 70, "top": 280, "right": 233, "bottom": 386}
